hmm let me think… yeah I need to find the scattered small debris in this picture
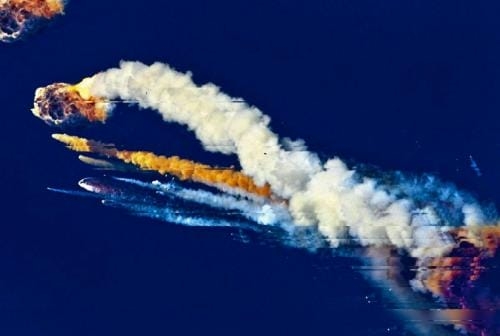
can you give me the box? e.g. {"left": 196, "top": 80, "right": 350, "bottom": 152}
{"left": 469, "top": 155, "right": 482, "bottom": 177}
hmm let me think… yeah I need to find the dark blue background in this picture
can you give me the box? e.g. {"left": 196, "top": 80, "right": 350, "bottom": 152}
{"left": 1, "top": 1, "right": 500, "bottom": 335}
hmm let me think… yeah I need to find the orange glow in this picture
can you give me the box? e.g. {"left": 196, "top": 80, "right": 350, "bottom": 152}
{"left": 33, "top": 83, "right": 110, "bottom": 126}
{"left": 421, "top": 225, "right": 500, "bottom": 299}
{"left": 0, "top": 0, "right": 66, "bottom": 42}
{"left": 9, "top": 0, "right": 64, "bottom": 18}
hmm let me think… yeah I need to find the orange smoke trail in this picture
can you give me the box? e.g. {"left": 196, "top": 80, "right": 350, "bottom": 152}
{"left": 51, "top": 134, "right": 273, "bottom": 198}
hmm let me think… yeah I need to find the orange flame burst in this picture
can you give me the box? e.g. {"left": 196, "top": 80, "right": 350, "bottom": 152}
{"left": 418, "top": 226, "right": 500, "bottom": 312}
{"left": 10, "top": 0, "right": 64, "bottom": 18}
{"left": 0, "top": 0, "right": 65, "bottom": 42}
{"left": 51, "top": 134, "right": 274, "bottom": 198}
{"left": 32, "top": 83, "right": 110, "bottom": 127}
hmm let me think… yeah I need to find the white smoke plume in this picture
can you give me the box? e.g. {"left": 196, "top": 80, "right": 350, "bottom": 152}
{"left": 74, "top": 61, "right": 494, "bottom": 258}
{"left": 77, "top": 61, "right": 323, "bottom": 197}
{"left": 113, "top": 177, "right": 292, "bottom": 226}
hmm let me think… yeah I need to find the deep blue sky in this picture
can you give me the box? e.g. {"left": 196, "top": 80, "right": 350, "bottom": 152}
{"left": 1, "top": 1, "right": 500, "bottom": 335}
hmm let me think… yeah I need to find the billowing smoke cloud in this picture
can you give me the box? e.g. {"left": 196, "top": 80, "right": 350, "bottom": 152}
{"left": 32, "top": 61, "right": 496, "bottom": 258}
{"left": 32, "top": 60, "right": 500, "bottom": 335}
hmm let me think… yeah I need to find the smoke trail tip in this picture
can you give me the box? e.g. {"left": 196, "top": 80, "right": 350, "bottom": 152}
{"left": 78, "top": 155, "right": 112, "bottom": 167}
{"left": 52, "top": 133, "right": 87, "bottom": 152}
{"left": 51, "top": 133, "right": 84, "bottom": 147}
{"left": 47, "top": 186, "right": 96, "bottom": 198}
{"left": 51, "top": 133, "right": 66, "bottom": 141}
{"left": 51, "top": 133, "right": 117, "bottom": 156}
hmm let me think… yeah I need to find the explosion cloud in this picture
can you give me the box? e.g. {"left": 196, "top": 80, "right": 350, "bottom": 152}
{"left": 33, "top": 83, "right": 110, "bottom": 127}
{"left": 0, "top": 0, "right": 65, "bottom": 42}
{"left": 32, "top": 61, "right": 492, "bottom": 252}
{"left": 33, "top": 61, "right": 500, "bottom": 335}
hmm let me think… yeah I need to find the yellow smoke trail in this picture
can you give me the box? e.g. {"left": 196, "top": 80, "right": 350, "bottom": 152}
{"left": 51, "top": 134, "right": 273, "bottom": 198}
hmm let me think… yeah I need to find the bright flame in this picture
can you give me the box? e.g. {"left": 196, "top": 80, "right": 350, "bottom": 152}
{"left": 0, "top": 0, "right": 66, "bottom": 42}
{"left": 32, "top": 83, "right": 111, "bottom": 127}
